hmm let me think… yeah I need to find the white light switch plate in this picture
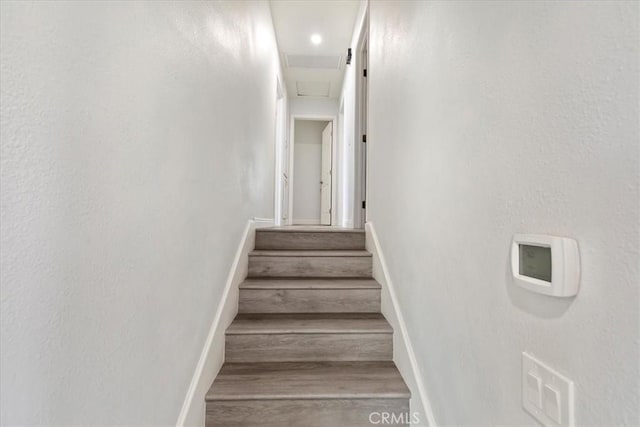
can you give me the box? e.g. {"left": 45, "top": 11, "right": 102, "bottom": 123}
{"left": 522, "top": 352, "right": 574, "bottom": 427}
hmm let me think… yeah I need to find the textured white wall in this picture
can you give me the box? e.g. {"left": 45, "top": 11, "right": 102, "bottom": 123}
{"left": 368, "top": 1, "right": 639, "bottom": 426}
{"left": 293, "top": 120, "right": 326, "bottom": 222}
{"left": 339, "top": 61, "right": 357, "bottom": 228}
{"left": 338, "top": 0, "right": 367, "bottom": 229}
{"left": 289, "top": 98, "right": 338, "bottom": 118}
{"left": 0, "top": 1, "right": 281, "bottom": 425}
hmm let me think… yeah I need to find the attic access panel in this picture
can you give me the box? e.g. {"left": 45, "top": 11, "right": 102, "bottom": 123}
{"left": 296, "top": 81, "right": 331, "bottom": 97}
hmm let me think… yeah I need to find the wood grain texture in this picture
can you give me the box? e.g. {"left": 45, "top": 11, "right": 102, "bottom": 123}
{"left": 258, "top": 226, "right": 366, "bottom": 232}
{"left": 256, "top": 229, "right": 366, "bottom": 250}
{"left": 205, "top": 227, "right": 410, "bottom": 426}
{"left": 239, "top": 287, "right": 380, "bottom": 313}
{"left": 226, "top": 332, "right": 392, "bottom": 362}
{"left": 251, "top": 250, "right": 371, "bottom": 257}
{"left": 206, "top": 362, "right": 410, "bottom": 400}
{"left": 227, "top": 313, "right": 392, "bottom": 334}
{"left": 206, "top": 398, "right": 410, "bottom": 427}
{"left": 239, "top": 278, "right": 381, "bottom": 290}
{"left": 248, "top": 251, "right": 372, "bottom": 278}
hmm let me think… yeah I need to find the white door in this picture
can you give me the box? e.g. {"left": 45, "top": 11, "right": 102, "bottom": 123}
{"left": 320, "top": 122, "right": 332, "bottom": 225}
{"left": 358, "top": 36, "right": 368, "bottom": 228}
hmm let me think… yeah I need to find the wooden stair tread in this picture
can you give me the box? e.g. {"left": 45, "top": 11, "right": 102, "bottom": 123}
{"left": 239, "top": 278, "right": 381, "bottom": 290}
{"left": 206, "top": 362, "right": 410, "bottom": 401}
{"left": 256, "top": 228, "right": 366, "bottom": 251}
{"left": 226, "top": 313, "right": 392, "bottom": 335}
{"left": 259, "top": 227, "right": 365, "bottom": 233}
{"left": 250, "top": 250, "right": 371, "bottom": 257}
{"left": 206, "top": 227, "right": 410, "bottom": 426}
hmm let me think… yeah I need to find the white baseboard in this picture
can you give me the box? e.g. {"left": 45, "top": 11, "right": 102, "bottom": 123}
{"left": 252, "top": 217, "right": 275, "bottom": 228}
{"left": 365, "top": 222, "right": 436, "bottom": 427}
{"left": 292, "top": 218, "right": 321, "bottom": 225}
{"left": 176, "top": 220, "right": 256, "bottom": 427}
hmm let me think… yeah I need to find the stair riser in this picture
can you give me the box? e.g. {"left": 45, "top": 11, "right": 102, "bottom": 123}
{"left": 225, "top": 333, "right": 392, "bottom": 362}
{"left": 238, "top": 288, "right": 381, "bottom": 313}
{"left": 207, "top": 398, "right": 410, "bottom": 427}
{"left": 255, "top": 231, "right": 365, "bottom": 250}
{"left": 248, "top": 256, "right": 372, "bottom": 278}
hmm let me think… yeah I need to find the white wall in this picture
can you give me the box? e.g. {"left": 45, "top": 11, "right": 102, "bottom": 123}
{"left": 368, "top": 1, "right": 638, "bottom": 426}
{"left": 274, "top": 78, "right": 289, "bottom": 226}
{"left": 0, "top": 1, "right": 282, "bottom": 425}
{"left": 293, "top": 120, "right": 327, "bottom": 223}
{"left": 339, "top": 67, "right": 356, "bottom": 228}
{"left": 289, "top": 97, "right": 338, "bottom": 117}
{"left": 339, "top": 0, "right": 367, "bottom": 228}
{"left": 337, "top": 101, "right": 346, "bottom": 225}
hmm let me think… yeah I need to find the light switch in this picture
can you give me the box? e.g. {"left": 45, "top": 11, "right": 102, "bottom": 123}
{"left": 543, "top": 384, "right": 562, "bottom": 423}
{"left": 525, "top": 372, "right": 543, "bottom": 408}
{"left": 522, "top": 352, "right": 574, "bottom": 427}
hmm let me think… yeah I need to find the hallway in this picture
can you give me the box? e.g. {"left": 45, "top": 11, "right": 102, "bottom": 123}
{"left": 1, "top": 1, "right": 638, "bottom": 427}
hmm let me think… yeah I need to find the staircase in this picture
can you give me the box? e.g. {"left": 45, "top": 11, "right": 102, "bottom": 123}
{"left": 205, "top": 227, "right": 411, "bottom": 427}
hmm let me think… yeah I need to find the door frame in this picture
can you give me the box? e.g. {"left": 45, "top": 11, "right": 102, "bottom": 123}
{"left": 273, "top": 77, "right": 286, "bottom": 226}
{"left": 288, "top": 114, "right": 338, "bottom": 226}
{"left": 353, "top": 10, "right": 369, "bottom": 229}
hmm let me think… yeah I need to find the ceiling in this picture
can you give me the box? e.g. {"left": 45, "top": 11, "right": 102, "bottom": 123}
{"left": 269, "top": 0, "right": 361, "bottom": 99}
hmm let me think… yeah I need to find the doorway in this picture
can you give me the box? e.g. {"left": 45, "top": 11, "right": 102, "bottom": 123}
{"left": 289, "top": 117, "right": 336, "bottom": 226}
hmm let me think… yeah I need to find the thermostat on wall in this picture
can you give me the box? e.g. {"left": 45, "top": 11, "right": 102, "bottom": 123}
{"left": 511, "top": 234, "right": 580, "bottom": 297}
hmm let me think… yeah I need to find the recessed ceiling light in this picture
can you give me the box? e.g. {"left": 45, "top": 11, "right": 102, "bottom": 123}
{"left": 310, "top": 34, "right": 322, "bottom": 45}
